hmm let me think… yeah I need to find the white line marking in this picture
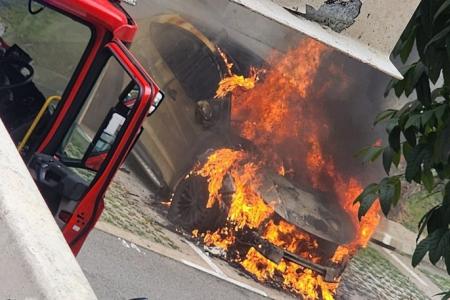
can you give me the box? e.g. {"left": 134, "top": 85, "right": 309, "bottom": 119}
{"left": 181, "top": 259, "right": 268, "bottom": 298}
{"left": 118, "top": 237, "right": 131, "bottom": 248}
{"left": 130, "top": 242, "right": 142, "bottom": 253}
{"left": 186, "top": 240, "right": 225, "bottom": 276}
{"left": 382, "top": 248, "right": 429, "bottom": 287}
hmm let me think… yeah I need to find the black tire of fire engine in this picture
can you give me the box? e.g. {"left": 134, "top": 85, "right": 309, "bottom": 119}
{"left": 167, "top": 174, "right": 227, "bottom": 233}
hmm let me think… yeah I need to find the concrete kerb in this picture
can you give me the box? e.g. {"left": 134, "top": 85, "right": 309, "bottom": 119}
{"left": 371, "top": 218, "right": 417, "bottom": 256}
{"left": 0, "top": 120, "right": 97, "bottom": 299}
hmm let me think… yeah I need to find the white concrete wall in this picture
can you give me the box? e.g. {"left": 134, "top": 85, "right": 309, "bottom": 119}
{"left": 0, "top": 120, "right": 96, "bottom": 299}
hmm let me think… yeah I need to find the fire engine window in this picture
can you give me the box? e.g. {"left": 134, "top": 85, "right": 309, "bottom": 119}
{"left": 151, "top": 23, "right": 221, "bottom": 101}
{"left": 0, "top": 0, "right": 91, "bottom": 97}
{"left": 57, "top": 56, "right": 137, "bottom": 182}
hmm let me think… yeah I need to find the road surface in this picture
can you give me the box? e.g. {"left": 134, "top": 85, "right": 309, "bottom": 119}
{"left": 77, "top": 229, "right": 266, "bottom": 300}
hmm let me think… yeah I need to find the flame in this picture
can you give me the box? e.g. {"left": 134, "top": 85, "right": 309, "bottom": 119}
{"left": 195, "top": 148, "right": 340, "bottom": 298}
{"left": 263, "top": 219, "right": 319, "bottom": 256}
{"left": 227, "top": 38, "right": 380, "bottom": 253}
{"left": 373, "top": 138, "right": 383, "bottom": 147}
{"left": 215, "top": 66, "right": 262, "bottom": 99}
{"left": 215, "top": 45, "right": 264, "bottom": 99}
{"left": 196, "top": 148, "right": 245, "bottom": 208}
{"left": 204, "top": 227, "right": 236, "bottom": 250}
{"left": 217, "top": 47, "right": 234, "bottom": 76}
{"left": 160, "top": 200, "right": 172, "bottom": 208}
{"left": 191, "top": 39, "right": 381, "bottom": 299}
{"left": 241, "top": 248, "right": 337, "bottom": 299}
{"left": 196, "top": 148, "right": 274, "bottom": 229}
{"left": 278, "top": 164, "right": 286, "bottom": 176}
{"left": 227, "top": 162, "right": 274, "bottom": 229}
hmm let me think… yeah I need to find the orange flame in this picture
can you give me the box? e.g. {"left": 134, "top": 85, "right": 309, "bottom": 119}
{"left": 194, "top": 39, "right": 381, "bottom": 299}
{"left": 215, "top": 47, "right": 260, "bottom": 99}
{"left": 241, "top": 248, "right": 337, "bottom": 299}
{"left": 217, "top": 47, "right": 234, "bottom": 76}
{"left": 215, "top": 66, "right": 262, "bottom": 99}
{"left": 227, "top": 38, "right": 380, "bottom": 252}
{"left": 196, "top": 148, "right": 245, "bottom": 208}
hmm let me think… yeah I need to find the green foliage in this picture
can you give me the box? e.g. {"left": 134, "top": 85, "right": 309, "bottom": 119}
{"left": 354, "top": 177, "right": 402, "bottom": 219}
{"left": 354, "top": 0, "right": 450, "bottom": 287}
{"left": 436, "top": 291, "right": 450, "bottom": 300}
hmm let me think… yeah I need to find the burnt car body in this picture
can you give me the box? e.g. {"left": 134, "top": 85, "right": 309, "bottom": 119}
{"left": 122, "top": 0, "right": 396, "bottom": 283}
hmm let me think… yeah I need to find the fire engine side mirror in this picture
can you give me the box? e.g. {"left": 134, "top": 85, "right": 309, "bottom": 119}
{"left": 120, "top": 82, "right": 164, "bottom": 116}
{"left": 148, "top": 90, "right": 164, "bottom": 116}
{"left": 83, "top": 81, "right": 137, "bottom": 171}
{"left": 84, "top": 111, "right": 126, "bottom": 171}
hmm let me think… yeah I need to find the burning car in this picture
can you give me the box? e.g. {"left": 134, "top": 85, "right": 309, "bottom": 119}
{"left": 122, "top": 0, "right": 420, "bottom": 298}
{"left": 168, "top": 146, "right": 356, "bottom": 279}
{"left": 162, "top": 35, "right": 380, "bottom": 298}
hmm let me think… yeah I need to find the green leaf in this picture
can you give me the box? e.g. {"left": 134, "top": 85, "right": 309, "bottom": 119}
{"left": 393, "top": 149, "right": 401, "bottom": 167}
{"left": 413, "top": 229, "right": 447, "bottom": 267}
{"left": 354, "top": 183, "right": 379, "bottom": 204}
{"left": 405, "top": 63, "right": 426, "bottom": 96}
{"left": 416, "top": 24, "right": 428, "bottom": 58}
{"left": 394, "top": 79, "right": 406, "bottom": 98}
{"left": 358, "top": 192, "right": 378, "bottom": 221}
{"left": 356, "top": 146, "right": 384, "bottom": 163}
{"left": 427, "top": 48, "right": 445, "bottom": 84}
{"left": 379, "top": 178, "right": 396, "bottom": 216}
{"left": 428, "top": 230, "right": 449, "bottom": 265}
{"left": 386, "top": 118, "right": 399, "bottom": 133}
{"left": 405, "top": 114, "right": 422, "bottom": 129}
{"left": 421, "top": 110, "right": 435, "bottom": 126}
{"left": 403, "top": 127, "right": 418, "bottom": 147}
{"left": 382, "top": 147, "right": 395, "bottom": 175}
{"left": 434, "top": 0, "right": 450, "bottom": 23}
{"left": 412, "top": 237, "right": 431, "bottom": 267}
{"left": 422, "top": 169, "right": 435, "bottom": 192}
{"left": 419, "top": 1, "right": 433, "bottom": 39}
{"left": 435, "top": 291, "right": 450, "bottom": 300}
{"left": 424, "top": 24, "right": 450, "bottom": 53}
{"left": 418, "top": 206, "right": 439, "bottom": 242}
{"left": 427, "top": 208, "right": 447, "bottom": 234}
{"left": 403, "top": 142, "right": 414, "bottom": 162}
{"left": 354, "top": 183, "right": 379, "bottom": 221}
{"left": 392, "top": 176, "right": 401, "bottom": 206}
{"left": 400, "top": 25, "right": 418, "bottom": 63}
{"left": 445, "top": 250, "right": 450, "bottom": 276}
{"left": 433, "top": 124, "right": 450, "bottom": 163}
{"left": 393, "top": 14, "right": 418, "bottom": 57}
{"left": 416, "top": 74, "right": 432, "bottom": 107}
{"left": 444, "top": 53, "right": 450, "bottom": 90}
{"left": 405, "top": 144, "right": 429, "bottom": 182}
{"left": 444, "top": 182, "right": 450, "bottom": 207}
{"left": 396, "top": 100, "right": 420, "bottom": 118}
{"left": 374, "top": 109, "right": 397, "bottom": 126}
{"left": 437, "top": 165, "right": 450, "bottom": 180}
{"left": 435, "top": 105, "right": 448, "bottom": 123}
{"left": 384, "top": 79, "right": 397, "bottom": 97}
{"left": 389, "top": 126, "right": 401, "bottom": 152}
{"left": 431, "top": 88, "right": 445, "bottom": 101}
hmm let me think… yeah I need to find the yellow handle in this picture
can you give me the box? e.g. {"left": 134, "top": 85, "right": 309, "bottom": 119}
{"left": 17, "top": 95, "right": 61, "bottom": 152}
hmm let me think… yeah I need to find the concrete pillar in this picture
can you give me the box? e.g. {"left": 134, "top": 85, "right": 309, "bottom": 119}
{"left": 0, "top": 120, "right": 97, "bottom": 299}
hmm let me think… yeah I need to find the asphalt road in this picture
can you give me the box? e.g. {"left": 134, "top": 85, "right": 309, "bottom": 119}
{"left": 77, "top": 229, "right": 266, "bottom": 300}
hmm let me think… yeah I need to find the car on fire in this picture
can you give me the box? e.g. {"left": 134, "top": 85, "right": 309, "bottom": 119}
{"left": 121, "top": 12, "right": 365, "bottom": 291}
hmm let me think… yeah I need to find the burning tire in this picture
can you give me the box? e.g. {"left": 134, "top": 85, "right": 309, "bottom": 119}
{"left": 168, "top": 147, "right": 357, "bottom": 289}
{"left": 167, "top": 173, "right": 228, "bottom": 232}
